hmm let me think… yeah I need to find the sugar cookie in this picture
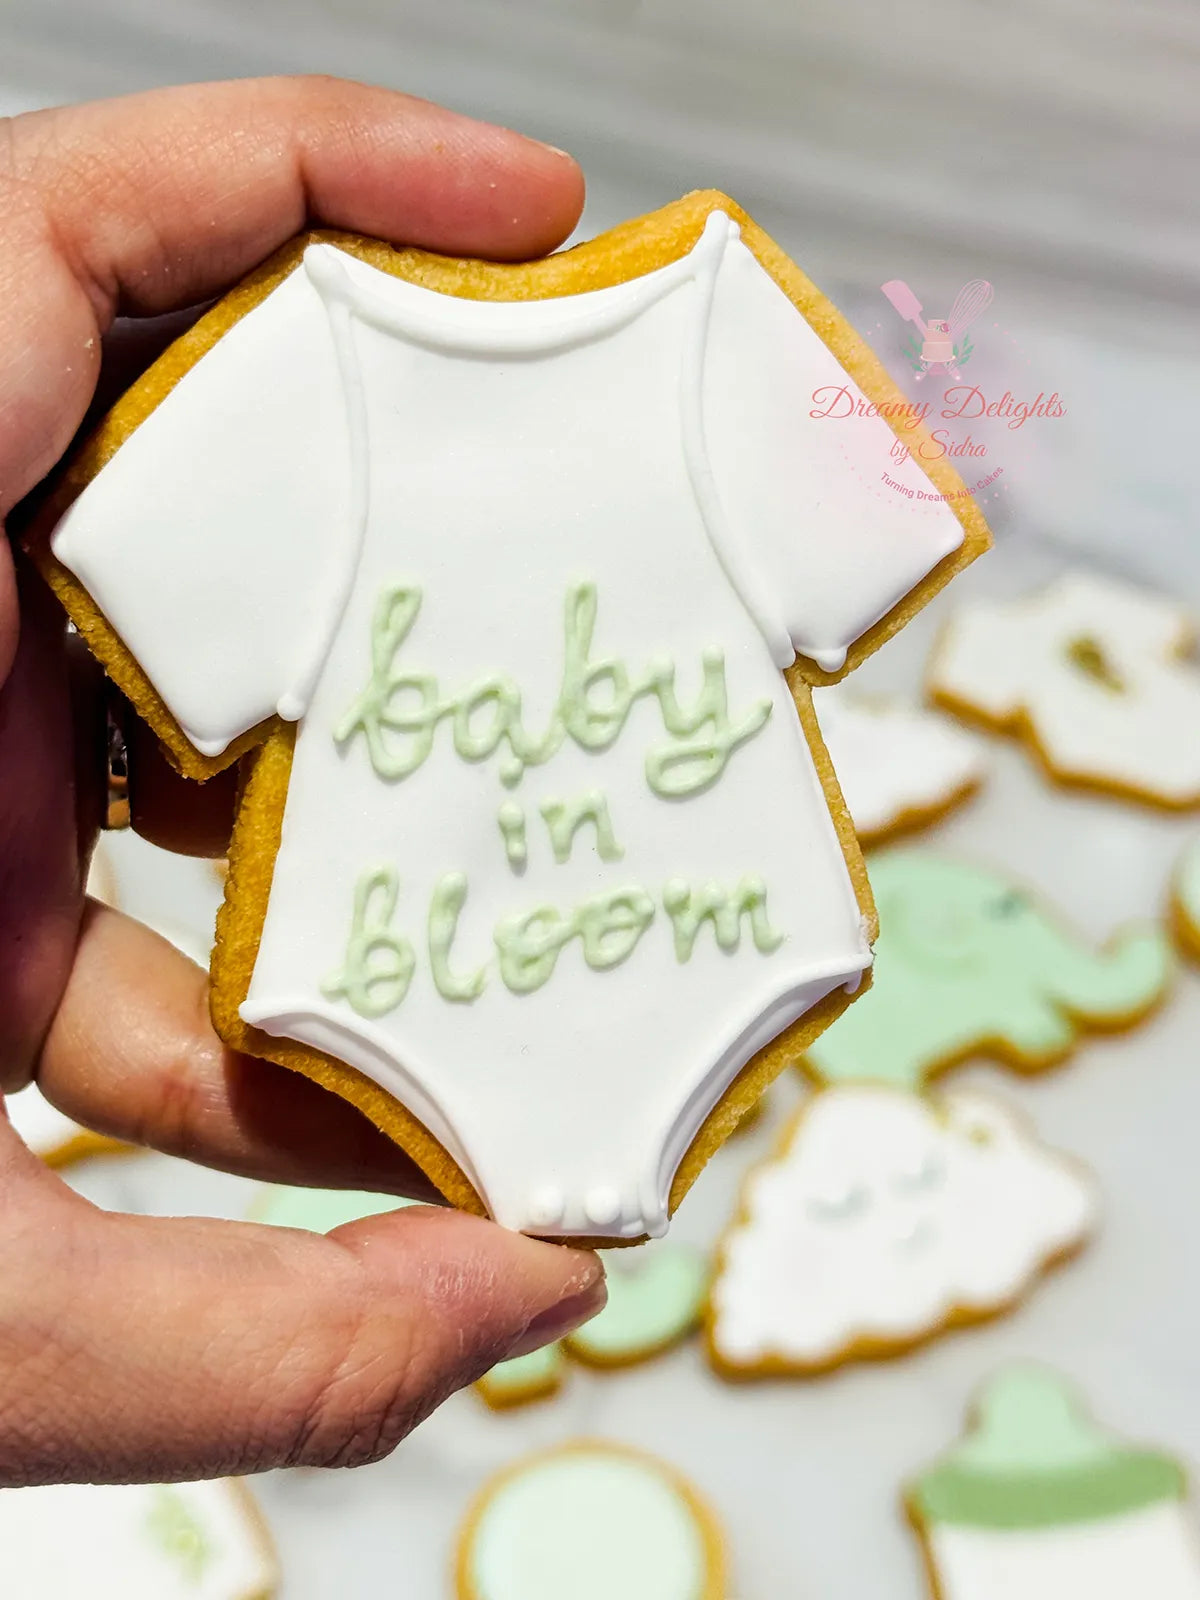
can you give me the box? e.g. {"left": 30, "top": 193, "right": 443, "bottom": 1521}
{"left": 907, "top": 1366, "right": 1200, "bottom": 1600}
{"left": 476, "top": 1343, "right": 569, "bottom": 1411}
{"left": 928, "top": 570, "right": 1200, "bottom": 808}
{"left": 0, "top": 1478, "right": 277, "bottom": 1599}
{"left": 1170, "top": 837, "right": 1200, "bottom": 963}
{"left": 455, "top": 1441, "right": 725, "bottom": 1600}
{"left": 477, "top": 1243, "right": 707, "bottom": 1408}
{"left": 812, "top": 685, "right": 985, "bottom": 843}
{"left": 804, "top": 852, "right": 1171, "bottom": 1090}
{"left": 30, "top": 190, "right": 988, "bottom": 1242}
{"left": 707, "top": 1085, "right": 1094, "bottom": 1376}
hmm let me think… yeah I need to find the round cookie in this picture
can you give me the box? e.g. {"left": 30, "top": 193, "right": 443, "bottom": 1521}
{"left": 0, "top": 1478, "right": 277, "bottom": 1599}
{"left": 812, "top": 685, "right": 986, "bottom": 843}
{"left": 477, "top": 1243, "right": 708, "bottom": 1409}
{"left": 31, "top": 190, "right": 990, "bottom": 1245}
{"left": 804, "top": 852, "right": 1172, "bottom": 1090}
{"left": 927, "top": 569, "right": 1200, "bottom": 808}
{"left": 907, "top": 1366, "right": 1200, "bottom": 1600}
{"left": 707, "top": 1084, "right": 1095, "bottom": 1376}
{"left": 455, "top": 1441, "right": 725, "bottom": 1600}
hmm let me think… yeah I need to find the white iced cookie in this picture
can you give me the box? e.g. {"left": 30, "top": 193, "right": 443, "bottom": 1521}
{"left": 707, "top": 1084, "right": 1095, "bottom": 1375}
{"left": 812, "top": 685, "right": 985, "bottom": 842}
{"left": 0, "top": 1478, "right": 277, "bottom": 1599}
{"left": 908, "top": 1365, "right": 1200, "bottom": 1600}
{"left": 41, "top": 192, "right": 989, "bottom": 1243}
{"left": 928, "top": 570, "right": 1200, "bottom": 807}
{"left": 455, "top": 1441, "right": 725, "bottom": 1600}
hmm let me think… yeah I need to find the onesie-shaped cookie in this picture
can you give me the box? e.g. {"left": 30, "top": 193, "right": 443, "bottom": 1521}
{"left": 811, "top": 686, "right": 986, "bottom": 843}
{"left": 805, "top": 852, "right": 1171, "bottom": 1088}
{"left": 928, "top": 570, "right": 1200, "bottom": 807}
{"left": 707, "top": 1084, "right": 1094, "bottom": 1376}
{"left": 29, "top": 191, "right": 988, "bottom": 1242}
{"left": 0, "top": 1478, "right": 277, "bottom": 1600}
{"left": 908, "top": 1366, "right": 1200, "bottom": 1600}
{"left": 455, "top": 1441, "right": 725, "bottom": 1600}
{"left": 477, "top": 1242, "right": 708, "bottom": 1408}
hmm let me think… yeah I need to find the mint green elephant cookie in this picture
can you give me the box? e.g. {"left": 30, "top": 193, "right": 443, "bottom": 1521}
{"left": 477, "top": 1244, "right": 708, "bottom": 1409}
{"left": 806, "top": 853, "right": 1172, "bottom": 1090}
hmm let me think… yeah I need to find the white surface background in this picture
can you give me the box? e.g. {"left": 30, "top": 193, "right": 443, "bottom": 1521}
{"left": 2, "top": 8, "right": 1199, "bottom": 1596}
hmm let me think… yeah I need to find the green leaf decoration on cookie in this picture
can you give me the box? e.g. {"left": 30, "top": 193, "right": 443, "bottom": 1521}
{"left": 805, "top": 852, "right": 1171, "bottom": 1091}
{"left": 145, "top": 1487, "right": 215, "bottom": 1585}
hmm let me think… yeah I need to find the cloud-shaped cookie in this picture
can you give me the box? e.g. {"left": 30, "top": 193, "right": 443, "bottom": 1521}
{"left": 707, "top": 1083, "right": 1095, "bottom": 1375}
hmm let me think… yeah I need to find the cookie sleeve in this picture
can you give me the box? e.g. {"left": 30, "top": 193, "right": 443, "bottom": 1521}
{"left": 49, "top": 261, "right": 353, "bottom": 759}
{"left": 700, "top": 234, "right": 968, "bottom": 672}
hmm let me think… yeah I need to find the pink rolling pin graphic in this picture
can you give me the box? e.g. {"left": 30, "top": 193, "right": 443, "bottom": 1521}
{"left": 882, "top": 278, "right": 993, "bottom": 381}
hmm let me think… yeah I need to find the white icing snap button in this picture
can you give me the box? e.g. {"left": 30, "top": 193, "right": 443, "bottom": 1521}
{"left": 583, "top": 1186, "right": 622, "bottom": 1228}
{"left": 526, "top": 1186, "right": 565, "bottom": 1230}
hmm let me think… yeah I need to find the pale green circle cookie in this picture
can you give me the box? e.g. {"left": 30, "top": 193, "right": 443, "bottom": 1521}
{"left": 458, "top": 1443, "right": 723, "bottom": 1600}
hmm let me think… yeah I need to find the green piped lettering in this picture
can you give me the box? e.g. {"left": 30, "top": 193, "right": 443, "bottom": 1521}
{"left": 334, "top": 581, "right": 771, "bottom": 796}
{"left": 321, "top": 865, "right": 415, "bottom": 1018}
{"left": 428, "top": 871, "right": 487, "bottom": 1002}
{"left": 662, "top": 875, "right": 785, "bottom": 962}
{"left": 540, "top": 791, "right": 624, "bottom": 864}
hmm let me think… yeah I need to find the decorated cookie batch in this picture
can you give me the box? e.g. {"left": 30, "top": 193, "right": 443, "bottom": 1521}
{"left": 7, "top": 188, "right": 1200, "bottom": 1597}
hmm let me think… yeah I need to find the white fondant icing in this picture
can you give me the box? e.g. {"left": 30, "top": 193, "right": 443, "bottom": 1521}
{"left": 929, "top": 570, "right": 1200, "bottom": 802}
{"left": 927, "top": 1504, "right": 1200, "bottom": 1600}
{"left": 0, "top": 1479, "right": 276, "bottom": 1599}
{"left": 812, "top": 685, "right": 985, "bottom": 839}
{"left": 50, "top": 211, "right": 965, "bottom": 1237}
{"left": 710, "top": 1084, "right": 1095, "bottom": 1367}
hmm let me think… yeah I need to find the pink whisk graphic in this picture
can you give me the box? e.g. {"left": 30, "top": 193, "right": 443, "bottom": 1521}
{"left": 881, "top": 278, "right": 994, "bottom": 380}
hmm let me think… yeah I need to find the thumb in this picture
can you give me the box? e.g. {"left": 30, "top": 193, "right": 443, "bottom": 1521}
{"left": 0, "top": 1134, "right": 605, "bottom": 1485}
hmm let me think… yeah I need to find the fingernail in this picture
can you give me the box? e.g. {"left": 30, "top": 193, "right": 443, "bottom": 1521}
{"left": 534, "top": 139, "right": 574, "bottom": 160}
{"left": 506, "top": 1275, "right": 607, "bottom": 1359}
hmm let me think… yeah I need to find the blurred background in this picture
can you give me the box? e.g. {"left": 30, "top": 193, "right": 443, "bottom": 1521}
{"left": 3, "top": 0, "right": 1199, "bottom": 586}
{"left": 2, "top": 5, "right": 1200, "bottom": 1597}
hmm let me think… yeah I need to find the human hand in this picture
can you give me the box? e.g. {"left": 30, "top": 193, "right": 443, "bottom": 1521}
{"left": 0, "top": 75, "right": 604, "bottom": 1487}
